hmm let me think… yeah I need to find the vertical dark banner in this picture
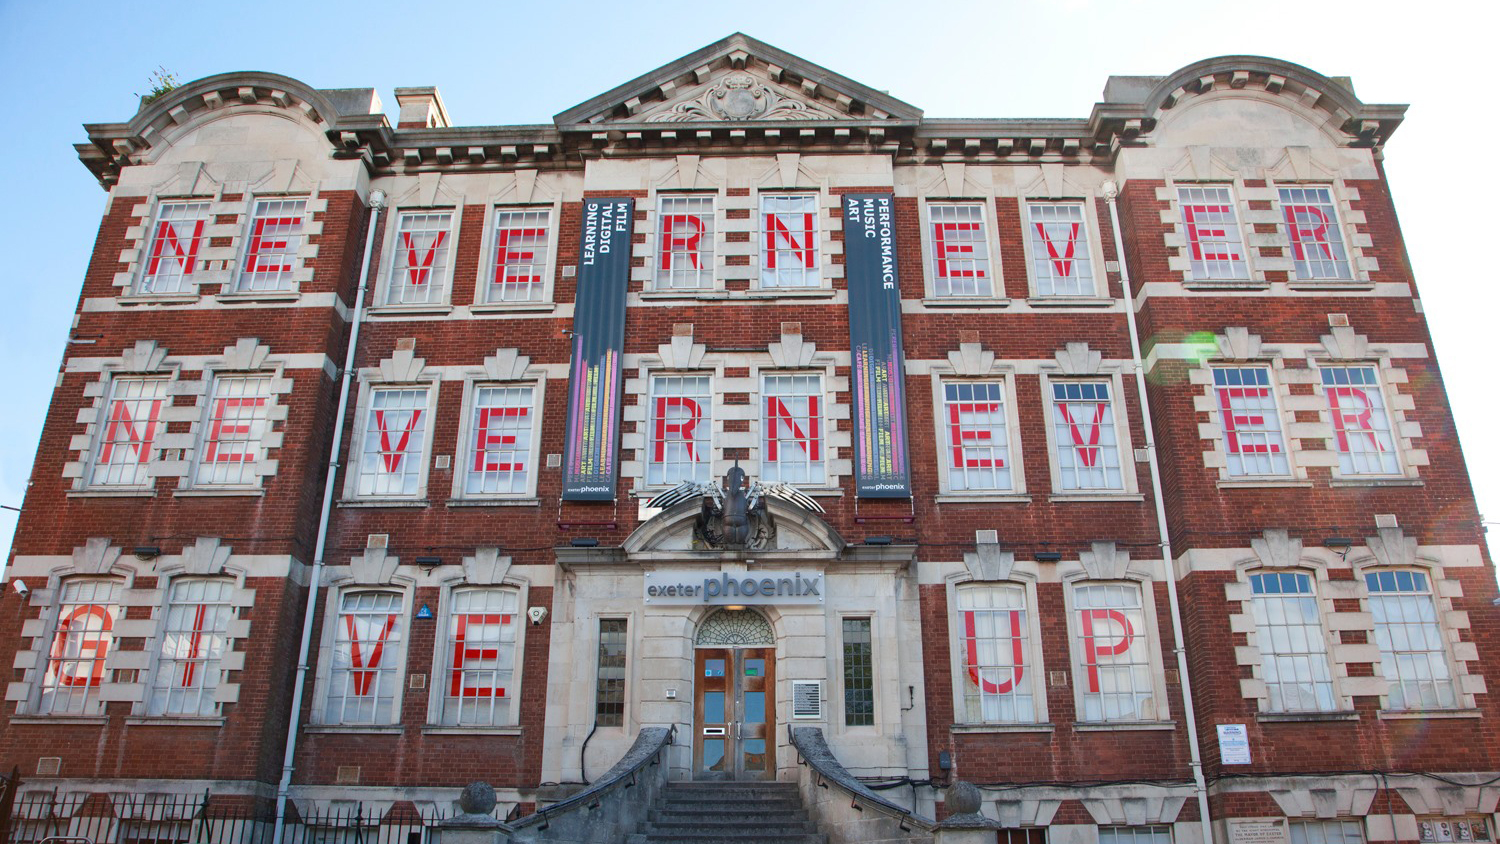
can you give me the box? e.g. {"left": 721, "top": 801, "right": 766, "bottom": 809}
{"left": 841, "top": 193, "right": 912, "bottom": 498}
{"left": 562, "top": 197, "right": 635, "bottom": 500}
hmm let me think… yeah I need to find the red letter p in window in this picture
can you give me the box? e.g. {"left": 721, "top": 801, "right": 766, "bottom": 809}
{"left": 1080, "top": 608, "right": 1135, "bottom": 693}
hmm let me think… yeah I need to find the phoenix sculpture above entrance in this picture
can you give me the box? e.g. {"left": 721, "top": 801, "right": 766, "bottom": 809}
{"left": 647, "top": 464, "right": 824, "bottom": 551}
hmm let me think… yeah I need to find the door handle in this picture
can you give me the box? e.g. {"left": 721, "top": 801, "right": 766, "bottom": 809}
{"left": 734, "top": 721, "right": 741, "bottom": 739}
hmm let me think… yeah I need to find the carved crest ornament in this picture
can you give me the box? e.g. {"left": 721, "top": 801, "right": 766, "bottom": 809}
{"left": 645, "top": 73, "right": 833, "bottom": 123}
{"left": 647, "top": 464, "right": 825, "bottom": 551}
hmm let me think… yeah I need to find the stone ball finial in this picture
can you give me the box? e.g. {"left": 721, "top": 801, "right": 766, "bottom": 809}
{"left": 458, "top": 781, "right": 497, "bottom": 816}
{"left": 946, "top": 780, "right": 982, "bottom": 816}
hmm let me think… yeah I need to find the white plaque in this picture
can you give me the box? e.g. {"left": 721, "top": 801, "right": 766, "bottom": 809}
{"left": 1218, "top": 723, "right": 1251, "bottom": 765}
{"left": 1229, "top": 820, "right": 1288, "bottom": 844}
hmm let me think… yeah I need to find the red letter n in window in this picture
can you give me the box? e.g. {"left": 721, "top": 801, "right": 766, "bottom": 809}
{"left": 766, "top": 397, "right": 820, "bottom": 461}
{"left": 147, "top": 219, "right": 205, "bottom": 278}
{"left": 764, "top": 213, "right": 815, "bottom": 269}
{"left": 100, "top": 399, "right": 163, "bottom": 464}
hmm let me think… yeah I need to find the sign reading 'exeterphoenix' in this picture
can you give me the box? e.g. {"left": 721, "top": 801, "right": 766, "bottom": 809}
{"left": 643, "top": 570, "right": 826, "bottom": 606}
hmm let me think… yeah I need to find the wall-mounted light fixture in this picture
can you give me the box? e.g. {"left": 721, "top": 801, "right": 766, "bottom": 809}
{"left": 570, "top": 538, "right": 599, "bottom": 548}
{"left": 1035, "top": 551, "right": 1063, "bottom": 562}
{"left": 413, "top": 555, "right": 442, "bottom": 571}
{"left": 132, "top": 546, "right": 162, "bottom": 561}
{"left": 863, "top": 536, "right": 893, "bottom": 546}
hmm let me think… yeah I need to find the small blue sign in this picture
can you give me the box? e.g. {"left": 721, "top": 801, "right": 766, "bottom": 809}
{"left": 416, "top": 603, "right": 434, "bottom": 620}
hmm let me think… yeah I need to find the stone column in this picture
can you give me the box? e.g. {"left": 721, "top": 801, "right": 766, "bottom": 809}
{"left": 934, "top": 781, "right": 1002, "bottom": 844}
{"left": 431, "top": 782, "right": 514, "bottom": 844}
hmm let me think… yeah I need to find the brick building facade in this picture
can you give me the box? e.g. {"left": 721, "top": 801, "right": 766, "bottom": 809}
{"left": 1, "top": 33, "right": 1495, "bottom": 844}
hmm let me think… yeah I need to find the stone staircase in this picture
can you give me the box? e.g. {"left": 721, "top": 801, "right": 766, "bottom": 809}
{"left": 628, "top": 781, "right": 825, "bottom": 844}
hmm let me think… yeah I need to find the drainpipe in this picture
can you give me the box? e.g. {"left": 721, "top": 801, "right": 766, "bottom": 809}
{"left": 1102, "top": 181, "right": 1215, "bottom": 844}
{"left": 272, "top": 188, "right": 385, "bottom": 844}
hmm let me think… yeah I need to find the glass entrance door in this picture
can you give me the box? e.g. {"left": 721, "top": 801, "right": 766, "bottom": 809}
{"left": 693, "top": 647, "right": 775, "bottom": 780}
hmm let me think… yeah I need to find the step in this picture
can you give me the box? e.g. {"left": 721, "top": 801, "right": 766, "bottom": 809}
{"left": 645, "top": 819, "right": 817, "bottom": 834}
{"left": 640, "top": 835, "right": 824, "bottom": 844}
{"left": 651, "top": 809, "right": 813, "bottom": 824}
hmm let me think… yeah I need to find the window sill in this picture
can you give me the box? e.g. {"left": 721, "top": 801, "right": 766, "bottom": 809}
{"left": 302, "top": 724, "right": 406, "bottom": 734}
{"left": 1287, "top": 281, "right": 1376, "bottom": 292}
{"left": 935, "top": 493, "right": 1030, "bottom": 503}
{"left": 119, "top": 293, "right": 201, "bottom": 306}
{"left": 1216, "top": 479, "right": 1314, "bottom": 490}
{"left": 9, "top": 715, "right": 109, "bottom": 726}
{"left": 920, "top": 297, "right": 1010, "bottom": 309}
{"left": 1047, "top": 493, "right": 1145, "bottom": 503}
{"left": 799, "top": 488, "right": 846, "bottom": 498}
{"left": 1256, "top": 711, "right": 1359, "bottom": 723}
{"left": 124, "top": 716, "right": 226, "bottom": 727}
{"left": 337, "top": 498, "right": 431, "bottom": 508}
{"left": 640, "top": 289, "right": 731, "bottom": 300}
{"left": 470, "top": 302, "right": 556, "bottom": 314}
{"left": 368, "top": 304, "right": 455, "bottom": 317}
{"left": 1329, "top": 478, "right": 1423, "bottom": 488}
{"left": 447, "top": 498, "right": 541, "bottom": 508}
{"left": 1182, "top": 280, "right": 1268, "bottom": 291}
{"left": 215, "top": 291, "right": 302, "bottom": 304}
{"left": 1073, "top": 720, "right": 1176, "bottom": 732}
{"left": 743, "top": 288, "right": 837, "bottom": 299}
{"left": 421, "top": 725, "right": 523, "bottom": 736}
{"left": 174, "top": 488, "right": 266, "bottom": 498}
{"left": 1025, "top": 296, "right": 1114, "bottom": 308}
{"left": 67, "top": 489, "right": 156, "bottom": 499}
{"left": 1377, "top": 708, "right": 1481, "bottom": 720}
{"left": 950, "top": 722, "right": 1055, "bottom": 734}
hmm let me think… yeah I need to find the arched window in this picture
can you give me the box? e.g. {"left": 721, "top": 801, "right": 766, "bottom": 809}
{"left": 1248, "top": 571, "right": 1336, "bottom": 712}
{"left": 695, "top": 609, "right": 774, "bottom": 647}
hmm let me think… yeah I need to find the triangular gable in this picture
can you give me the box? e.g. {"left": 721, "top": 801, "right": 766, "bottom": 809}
{"left": 554, "top": 33, "right": 922, "bottom": 127}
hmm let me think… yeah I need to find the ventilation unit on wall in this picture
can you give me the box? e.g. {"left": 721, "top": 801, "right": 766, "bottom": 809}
{"left": 792, "top": 680, "right": 823, "bottom": 719}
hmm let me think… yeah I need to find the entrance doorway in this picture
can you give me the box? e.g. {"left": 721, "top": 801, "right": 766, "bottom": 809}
{"left": 692, "top": 609, "right": 776, "bottom": 780}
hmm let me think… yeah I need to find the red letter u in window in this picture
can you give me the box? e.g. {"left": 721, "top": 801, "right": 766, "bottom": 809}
{"left": 963, "top": 610, "right": 1025, "bottom": 695}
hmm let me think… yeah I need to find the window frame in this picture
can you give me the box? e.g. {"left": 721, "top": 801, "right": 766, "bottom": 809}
{"left": 135, "top": 198, "right": 213, "bottom": 297}
{"left": 145, "top": 577, "right": 237, "bottom": 718}
{"left": 1063, "top": 577, "right": 1170, "bottom": 725}
{"left": 1098, "top": 826, "right": 1173, "bottom": 844}
{"left": 1274, "top": 184, "right": 1357, "bottom": 283}
{"left": 378, "top": 206, "right": 460, "bottom": 309}
{"left": 450, "top": 380, "right": 543, "bottom": 502}
{"left": 1039, "top": 373, "right": 1136, "bottom": 497}
{"left": 343, "top": 382, "right": 438, "bottom": 502}
{"left": 234, "top": 196, "right": 309, "bottom": 294}
{"left": 474, "top": 203, "right": 560, "bottom": 308}
{"left": 1244, "top": 569, "right": 1340, "bottom": 713}
{"left": 188, "top": 373, "right": 277, "bottom": 490}
{"left": 594, "top": 617, "right": 629, "bottom": 729}
{"left": 948, "top": 579, "right": 1047, "bottom": 726}
{"left": 1360, "top": 567, "right": 1461, "bottom": 711}
{"left": 759, "top": 371, "right": 829, "bottom": 486}
{"left": 1175, "top": 183, "right": 1251, "bottom": 282}
{"left": 432, "top": 586, "right": 523, "bottom": 728}
{"left": 36, "top": 578, "right": 123, "bottom": 717}
{"left": 839, "top": 615, "right": 875, "bottom": 728}
{"left": 87, "top": 375, "right": 171, "bottom": 490}
{"left": 1021, "top": 199, "right": 1105, "bottom": 299}
{"left": 1290, "top": 819, "right": 1367, "bottom": 844}
{"left": 314, "top": 587, "right": 412, "bottom": 727}
{"left": 1317, "top": 363, "right": 1404, "bottom": 479}
{"left": 932, "top": 376, "right": 1025, "bottom": 496}
{"left": 757, "top": 193, "right": 823, "bottom": 290}
{"left": 918, "top": 199, "right": 1005, "bottom": 301}
{"left": 651, "top": 193, "right": 719, "bottom": 292}
{"left": 645, "top": 372, "right": 714, "bottom": 488}
{"left": 1209, "top": 364, "right": 1295, "bottom": 480}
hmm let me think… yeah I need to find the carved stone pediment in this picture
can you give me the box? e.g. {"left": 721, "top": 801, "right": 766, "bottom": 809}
{"left": 637, "top": 70, "right": 843, "bottom": 123}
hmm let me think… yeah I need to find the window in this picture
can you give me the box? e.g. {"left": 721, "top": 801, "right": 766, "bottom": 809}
{"left": 1418, "top": 818, "right": 1492, "bottom": 843}
{"left": 40, "top": 579, "right": 121, "bottom": 715}
{"left": 1248, "top": 572, "right": 1336, "bottom": 711}
{"left": 385, "top": 210, "right": 455, "bottom": 305}
{"left": 927, "top": 203, "right": 994, "bottom": 297}
{"left": 138, "top": 200, "right": 210, "bottom": 295}
{"left": 648, "top": 375, "right": 711, "bottom": 486}
{"left": 842, "top": 618, "right": 873, "bottom": 727}
{"left": 463, "top": 385, "right": 535, "bottom": 497}
{"left": 148, "top": 579, "right": 234, "bottom": 716}
{"left": 657, "top": 195, "right": 715, "bottom": 289}
{"left": 1365, "top": 570, "right": 1457, "bottom": 709}
{"left": 957, "top": 584, "right": 1033, "bottom": 723}
{"left": 353, "top": 387, "right": 430, "bottom": 497}
{"left": 760, "top": 195, "right": 819, "bottom": 288}
{"left": 1279, "top": 186, "right": 1352, "bottom": 280}
{"left": 1292, "top": 820, "right": 1366, "bottom": 844}
{"left": 1213, "top": 367, "right": 1290, "bottom": 477}
{"left": 1026, "top": 202, "right": 1095, "bottom": 296}
{"left": 92, "top": 377, "right": 169, "bottom": 487}
{"left": 999, "top": 831, "right": 1047, "bottom": 844}
{"left": 1320, "top": 366, "right": 1399, "bottom": 475}
{"left": 486, "top": 208, "right": 551, "bottom": 303}
{"left": 324, "top": 591, "right": 405, "bottom": 725}
{"left": 1072, "top": 582, "right": 1153, "bottom": 722}
{"left": 762, "top": 374, "right": 824, "bottom": 484}
{"left": 237, "top": 198, "right": 306, "bottom": 292}
{"left": 194, "top": 376, "right": 273, "bottom": 487}
{"left": 438, "top": 589, "right": 519, "bottom": 726}
{"left": 595, "top": 618, "right": 627, "bottom": 727}
{"left": 942, "top": 381, "right": 1014, "bottom": 492}
{"left": 1178, "top": 185, "right": 1248, "bottom": 280}
{"left": 1050, "top": 381, "right": 1123, "bottom": 491}
{"left": 1099, "top": 827, "right": 1172, "bottom": 844}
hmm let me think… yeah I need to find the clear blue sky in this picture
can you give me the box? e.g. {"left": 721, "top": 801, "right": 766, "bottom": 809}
{"left": 2, "top": 0, "right": 1496, "bottom": 566}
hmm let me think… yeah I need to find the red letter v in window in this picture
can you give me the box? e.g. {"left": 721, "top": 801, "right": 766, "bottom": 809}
{"left": 402, "top": 230, "right": 447, "bottom": 287}
{"left": 1034, "top": 221, "right": 1080, "bottom": 278}
{"left": 345, "top": 613, "right": 397, "bottom": 696}
{"left": 1058, "top": 403, "right": 1108, "bottom": 467}
{"left": 375, "top": 408, "right": 423, "bottom": 473}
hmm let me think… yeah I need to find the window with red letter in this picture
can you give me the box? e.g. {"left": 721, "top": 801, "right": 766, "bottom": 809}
{"left": 440, "top": 589, "right": 518, "bottom": 726}
{"left": 355, "top": 388, "right": 430, "bottom": 497}
{"left": 657, "top": 195, "right": 715, "bottom": 289}
{"left": 464, "top": 385, "right": 534, "bottom": 496}
{"left": 487, "top": 208, "right": 551, "bottom": 303}
{"left": 92, "top": 377, "right": 168, "bottom": 487}
{"left": 386, "top": 210, "right": 454, "bottom": 305}
{"left": 195, "top": 376, "right": 273, "bottom": 487}
{"left": 237, "top": 198, "right": 306, "bottom": 292}
{"left": 1320, "top": 366, "right": 1399, "bottom": 475}
{"left": 760, "top": 195, "right": 819, "bottom": 288}
{"left": 763, "top": 374, "right": 824, "bottom": 484}
{"left": 928, "top": 203, "right": 993, "bottom": 297}
{"left": 1026, "top": 202, "right": 1094, "bottom": 296}
{"left": 325, "top": 591, "right": 404, "bottom": 725}
{"left": 40, "top": 579, "right": 121, "bottom": 715}
{"left": 649, "top": 375, "right": 711, "bottom": 485}
{"left": 1279, "top": 186, "right": 1351, "bottom": 280}
{"left": 1050, "top": 381, "right": 1122, "bottom": 491}
{"left": 957, "top": 584, "right": 1033, "bottom": 723}
{"left": 942, "top": 382, "right": 1012, "bottom": 491}
{"left": 1073, "top": 582, "right": 1152, "bottom": 722}
{"left": 1178, "top": 186, "right": 1248, "bottom": 280}
{"left": 1213, "top": 367, "right": 1290, "bottom": 477}
{"left": 138, "top": 200, "right": 210, "bottom": 295}
{"left": 148, "top": 579, "right": 233, "bottom": 717}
